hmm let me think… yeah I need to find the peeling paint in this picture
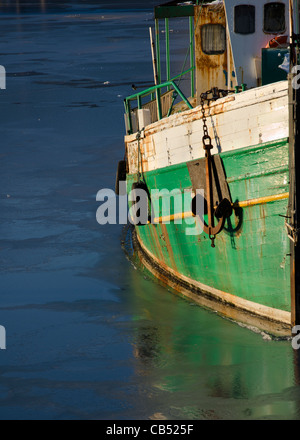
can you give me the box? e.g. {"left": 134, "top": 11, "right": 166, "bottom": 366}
{"left": 125, "top": 82, "right": 288, "bottom": 176}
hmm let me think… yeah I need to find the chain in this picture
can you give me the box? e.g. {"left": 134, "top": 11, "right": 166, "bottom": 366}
{"left": 136, "top": 130, "right": 141, "bottom": 183}
{"left": 200, "top": 88, "right": 225, "bottom": 247}
{"left": 200, "top": 87, "right": 235, "bottom": 248}
{"left": 200, "top": 87, "right": 233, "bottom": 151}
{"left": 136, "top": 128, "right": 145, "bottom": 183}
{"left": 200, "top": 91, "right": 214, "bottom": 246}
{"left": 200, "top": 92, "right": 213, "bottom": 153}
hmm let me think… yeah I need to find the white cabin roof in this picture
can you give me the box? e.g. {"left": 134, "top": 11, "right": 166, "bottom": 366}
{"left": 224, "top": 0, "right": 290, "bottom": 87}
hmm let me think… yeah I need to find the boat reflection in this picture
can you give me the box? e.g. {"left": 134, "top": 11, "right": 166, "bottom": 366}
{"left": 0, "top": 0, "right": 50, "bottom": 13}
{"left": 128, "top": 246, "right": 298, "bottom": 419}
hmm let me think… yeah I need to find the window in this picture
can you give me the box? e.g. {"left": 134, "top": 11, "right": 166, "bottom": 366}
{"left": 264, "top": 3, "right": 285, "bottom": 33}
{"left": 234, "top": 5, "right": 255, "bottom": 34}
{"left": 201, "top": 24, "right": 226, "bottom": 55}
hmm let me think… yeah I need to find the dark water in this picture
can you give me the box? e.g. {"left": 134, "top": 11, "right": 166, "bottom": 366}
{"left": 0, "top": 0, "right": 300, "bottom": 421}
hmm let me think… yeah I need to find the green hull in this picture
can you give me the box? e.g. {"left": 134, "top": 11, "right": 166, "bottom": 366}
{"left": 127, "top": 137, "right": 291, "bottom": 329}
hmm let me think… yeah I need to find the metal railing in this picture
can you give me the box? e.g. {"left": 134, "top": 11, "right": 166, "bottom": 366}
{"left": 124, "top": 67, "right": 195, "bottom": 135}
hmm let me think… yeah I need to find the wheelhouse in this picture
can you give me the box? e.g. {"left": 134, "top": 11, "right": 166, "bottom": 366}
{"left": 124, "top": 0, "right": 295, "bottom": 135}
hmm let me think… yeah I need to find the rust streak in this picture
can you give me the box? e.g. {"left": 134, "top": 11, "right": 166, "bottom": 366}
{"left": 194, "top": 3, "right": 230, "bottom": 98}
{"left": 135, "top": 232, "right": 291, "bottom": 332}
{"left": 160, "top": 223, "right": 177, "bottom": 271}
{"left": 151, "top": 224, "right": 165, "bottom": 263}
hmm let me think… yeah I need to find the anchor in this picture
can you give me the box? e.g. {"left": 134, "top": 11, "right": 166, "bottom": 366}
{"left": 194, "top": 90, "right": 233, "bottom": 248}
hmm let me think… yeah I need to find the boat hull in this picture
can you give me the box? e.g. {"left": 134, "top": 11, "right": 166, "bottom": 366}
{"left": 132, "top": 227, "right": 291, "bottom": 337}
{"left": 127, "top": 136, "right": 291, "bottom": 334}
{"left": 124, "top": 81, "right": 292, "bottom": 334}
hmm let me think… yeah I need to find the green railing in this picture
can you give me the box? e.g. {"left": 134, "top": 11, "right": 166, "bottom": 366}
{"left": 124, "top": 67, "right": 194, "bottom": 135}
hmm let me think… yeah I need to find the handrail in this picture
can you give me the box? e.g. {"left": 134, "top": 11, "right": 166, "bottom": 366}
{"left": 125, "top": 67, "right": 194, "bottom": 102}
{"left": 124, "top": 67, "right": 195, "bottom": 134}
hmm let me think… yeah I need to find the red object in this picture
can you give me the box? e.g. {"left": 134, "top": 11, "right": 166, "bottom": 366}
{"left": 266, "top": 35, "right": 288, "bottom": 48}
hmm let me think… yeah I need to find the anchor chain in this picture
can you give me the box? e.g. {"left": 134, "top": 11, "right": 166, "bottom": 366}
{"left": 199, "top": 88, "right": 230, "bottom": 248}
{"left": 136, "top": 127, "right": 145, "bottom": 183}
{"left": 200, "top": 87, "right": 231, "bottom": 149}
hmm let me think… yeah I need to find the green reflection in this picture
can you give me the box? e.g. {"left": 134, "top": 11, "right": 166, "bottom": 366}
{"left": 124, "top": 236, "right": 299, "bottom": 420}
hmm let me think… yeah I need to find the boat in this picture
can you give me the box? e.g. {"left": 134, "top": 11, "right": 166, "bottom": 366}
{"left": 116, "top": 0, "right": 300, "bottom": 337}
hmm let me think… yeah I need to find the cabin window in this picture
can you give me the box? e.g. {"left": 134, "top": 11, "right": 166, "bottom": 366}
{"left": 234, "top": 5, "right": 255, "bottom": 34}
{"left": 201, "top": 24, "right": 226, "bottom": 55}
{"left": 264, "top": 3, "right": 285, "bottom": 33}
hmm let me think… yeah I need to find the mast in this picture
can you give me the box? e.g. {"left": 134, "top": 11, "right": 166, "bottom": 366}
{"left": 289, "top": 0, "right": 300, "bottom": 330}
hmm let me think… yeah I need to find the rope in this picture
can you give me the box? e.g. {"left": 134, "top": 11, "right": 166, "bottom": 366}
{"left": 136, "top": 127, "right": 145, "bottom": 183}
{"left": 167, "top": 0, "right": 205, "bottom": 116}
{"left": 176, "top": 0, "right": 205, "bottom": 90}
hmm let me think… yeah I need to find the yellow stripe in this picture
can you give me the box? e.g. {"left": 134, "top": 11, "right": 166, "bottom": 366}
{"left": 232, "top": 192, "right": 289, "bottom": 208}
{"left": 153, "top": 211, "right": 194, "bottom": 224}
{"left": 152, "top": 192, "right": 289, "bottom": 224}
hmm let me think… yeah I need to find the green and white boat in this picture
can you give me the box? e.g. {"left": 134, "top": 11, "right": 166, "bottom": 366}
{"left": 117, "top": 0, "right": 300, "bottom": 336}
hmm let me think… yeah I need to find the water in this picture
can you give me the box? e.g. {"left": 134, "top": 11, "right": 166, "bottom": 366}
{"left": 0, "top": 0, "right": 300, "bottom": 421}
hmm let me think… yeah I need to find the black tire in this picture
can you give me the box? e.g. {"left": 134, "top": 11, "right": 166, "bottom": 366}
{"left": 130, "top": 181, "right": 150, "bottom": 226}
{"left": 115, "top": 160, "right": 127, "bottom": 195}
